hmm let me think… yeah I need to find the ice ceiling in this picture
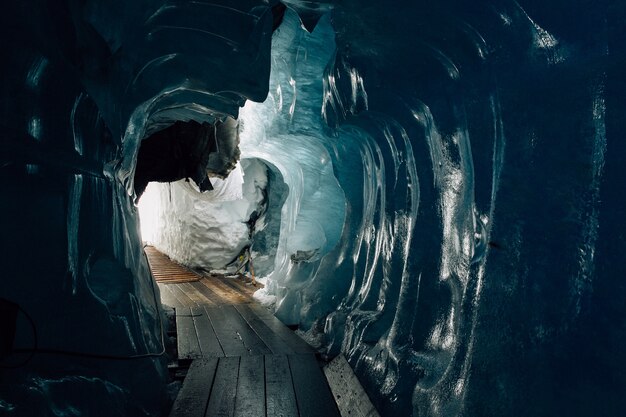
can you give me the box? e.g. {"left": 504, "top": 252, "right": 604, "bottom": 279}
{"left": 1, "top": 1, "right": 625, "bottom": 416}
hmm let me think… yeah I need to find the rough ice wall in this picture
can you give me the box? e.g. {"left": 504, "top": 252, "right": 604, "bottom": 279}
{"left": 259, "top": 1, "right": 626, "bottom": 417}
{"left": 2, "top": 0, "right": 626, "bottom": 417}
{"left": 0, "top": 0, "right": 280, "bottom": 415}
{"left": 0, "top": 52, "right": 168, "bottom": 417}
{"left": 142, "top": 11, "right": 347, "bottom": 317}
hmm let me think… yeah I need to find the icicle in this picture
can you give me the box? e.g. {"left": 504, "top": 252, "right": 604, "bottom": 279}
{"left": 70, "top": 93, "right": 85, "bottom": 156}
{"left": 67, "top": 173, "right": 83, "bottom": 295}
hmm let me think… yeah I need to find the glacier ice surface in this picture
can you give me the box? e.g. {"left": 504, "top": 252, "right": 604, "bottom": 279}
{"left": 2, "top": 1, "right": 626, "bottom": 417}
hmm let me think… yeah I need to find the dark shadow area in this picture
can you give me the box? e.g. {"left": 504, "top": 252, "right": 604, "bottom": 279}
{"left": 134, "top": 120, "right": 216, "bottom": 198}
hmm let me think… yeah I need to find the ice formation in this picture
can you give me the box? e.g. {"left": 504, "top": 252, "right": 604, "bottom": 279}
{"left": 2, "top": 0, "right": 625, "bottom": 417}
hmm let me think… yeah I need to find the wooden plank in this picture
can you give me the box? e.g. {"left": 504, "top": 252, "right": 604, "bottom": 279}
{"left": 204, "top": 306, "right": 271, "bottom": 356}
{"left": 191, "top": 306, "right": 225, "bottom": 357}
{"left": 204, "top": 306, "right": 251, "bottom": 356}
{"left": 199, "top": 277, "right": 249, "bottom": 305}
{"left": 190, "top": 280, "right": 224, "bottom": 305}
{"left": 234, "top": 304, "right": 295, "bottom": 355}
{"left": 176, "top": 306, "right": 202, "bottom": 361}
{"left": 234, "top": 355, "right": 265, "bottom": 417}
{"left": 180, "top": 282, "right": 213, "bottom": 306}
{"left": 289, "top": 354, "right": 341, "bottom": 417}
{"left": 216, "top": 274, "right": 258, "bottom": 297}
{"left": 323, "top": 355, "right": 380, "bottom": 417}
{"left": 247, "top": 304, "right": 314, "bottom": 354}
{"left": 162, "top": 283, "right": 189, "bottom": 308}
{"left": 205, "top": 356, "right": 240, "bottom": 417}
{"left": 169, "top": 357, "right": 218, "bottom": 417}
{"left": 145, "top": 246, "right": 201, "bottom": 283}
{"left": 159, "top": 283, "right": 185, "bottom": 309}
{"left": 222, "top": 305, "right": 271, "bottom": 355}
{"left": 170, "top": 284, "right": 198, "bottom": 307}
{"left": 265, "top": 354, "right": 298, "bottom": 417}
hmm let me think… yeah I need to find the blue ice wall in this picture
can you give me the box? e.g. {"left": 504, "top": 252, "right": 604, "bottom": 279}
{"left": 256, "top": 1, "right": 626, "bottom": 416}
{"left": 311, "top": 1, "right": 626, "bottom": 416}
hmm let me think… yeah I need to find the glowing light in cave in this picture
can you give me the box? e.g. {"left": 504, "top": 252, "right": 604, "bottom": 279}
{"left": 137, "top": 182, "right": 162, "bottom": 244}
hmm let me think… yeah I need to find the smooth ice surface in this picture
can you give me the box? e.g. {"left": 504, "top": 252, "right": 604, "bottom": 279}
{"left": 2, "top": 1, "right": 626, "bottom": 417}
{"left": 237, "top": 13, "right": 346, "bottom": 320}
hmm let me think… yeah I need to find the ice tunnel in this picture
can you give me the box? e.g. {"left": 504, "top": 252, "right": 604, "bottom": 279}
{"left": 1, "top": 0, "right": 626, "bottom": 416}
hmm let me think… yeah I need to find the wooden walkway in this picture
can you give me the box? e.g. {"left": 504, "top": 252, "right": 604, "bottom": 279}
{"left": 157, "top": 273, "right": 258, "bottom": 308}
{"left": 145, "top": 245, "right": 201, "bottom": 283}
{"left": 147, "top": 247, "right": 342, "bottom": 417}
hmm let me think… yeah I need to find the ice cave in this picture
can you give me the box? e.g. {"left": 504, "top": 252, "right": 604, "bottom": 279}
{"left": 1, "top": 0, "right": 625, "bottom": 416}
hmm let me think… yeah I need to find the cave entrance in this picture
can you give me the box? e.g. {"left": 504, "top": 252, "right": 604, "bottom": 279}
{"left": 136, "top": 154, "right": 287, "bottom": 281}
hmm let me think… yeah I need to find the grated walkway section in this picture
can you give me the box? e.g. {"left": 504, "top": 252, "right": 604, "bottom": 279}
{"left": 145, "top": 245, "right": 200, "bottom": 283}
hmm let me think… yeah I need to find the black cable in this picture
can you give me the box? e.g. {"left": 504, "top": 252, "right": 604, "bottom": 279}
{"left": 0, "top": 304, "right": 37, "bottom": 369}
{"left": 0, "top": 259, "right": 167, "bottom": 365}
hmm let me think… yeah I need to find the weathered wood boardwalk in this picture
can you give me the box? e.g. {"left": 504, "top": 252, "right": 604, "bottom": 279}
{"left": 146, "top": 247, "right": 344, "bottom": 417}
{"left": 145, "top": 245, "right": 201, "bottom": 283}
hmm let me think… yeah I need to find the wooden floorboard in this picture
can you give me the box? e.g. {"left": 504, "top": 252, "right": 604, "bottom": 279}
{"left": 204, "top": 306, "right": 252, "bottom": 357}
{"left": 189, "top": 280, "right": 224, "bottom": 305}
{"left": 234, "top": 355, "right": 265, "bottom": 417}
{"left": 323, "top": 355, "right": 381, "bottom": 417}
{"left": 180, "top": 282, "right": 214, "bottom": 306}
{"left": 169, "top": 358, "right": 217, "bottom": 417}
{"left": 147, "top": 246, "right": 258, "bottom": 305}
{"left": 176, "top": 306, "right": 202, "bottom": 361}
{"left": 191, "top": 306, "right": 225, "bottom": 357}
{"left": 158, "top": 284, "right": 184, "bottom": 309}
{"left": 247, "top": 304, "right": 314, "bottom": 354}
{"left": 145, "top": 246, "right": 200, "bottom": 283}
{"left": 199, "top": 277, "right": 250, "bottom": 305}
{"left": 205, "top": 356, "right": 240, "bottom": 417}
{"left": 214, "top": 273, "right": 259, "bottom": 298}
{"left": 222, "top": 305, "right": 272, "bottom": 355}
{"left": 204, "top": 306, "right": 271, "bottom": 357}
{"left": 169, "top": 284, "right": 197, "bottom": 307}
{"left": 265, "top": 354, "right": 299, "bottom": 417}
{"left": 290, "top": 354, "right": 341, "bottom": 417}
{"left": 148, "top": 246, "right": 372, "bottom": 417}
{"left": 234, "top": 304, "right": 296, "bottom": 355}
{"left": 161, "top": 283, "right": 188, "bottom": 308}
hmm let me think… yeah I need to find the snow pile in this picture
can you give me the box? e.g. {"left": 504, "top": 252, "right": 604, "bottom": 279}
{"left": 138, "top": 159, "right": 267, "bottom": 269}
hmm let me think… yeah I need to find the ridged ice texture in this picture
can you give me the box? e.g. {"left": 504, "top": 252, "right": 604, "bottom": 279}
{"left": 281, "top": 1, "right": 623, "bottom": 417}
{"left": 240, "top": 2, "right": 625, "bottom": 417}
{"left": 238, "top": 11, "right": 346, "bottom": 320}
{"left": 2, "top": 1, "right": 625, "bottom": 417}
{"left": 87, "top": 0, "right": 279, "bottom": 195}
{"left": 0, "top": 1, "right": 279, "bottom": 415}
